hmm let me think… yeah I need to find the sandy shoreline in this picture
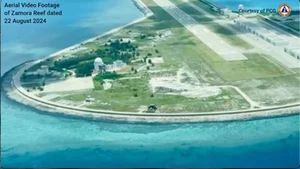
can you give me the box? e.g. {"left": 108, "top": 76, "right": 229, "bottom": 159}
{"left": 3, "top": 0, "right": 300, "bottom": 123}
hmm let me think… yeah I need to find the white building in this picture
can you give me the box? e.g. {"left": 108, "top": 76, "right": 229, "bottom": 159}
{"left": 227, "top": 13, "right": 239, "bottom": 19}
{"left": 238, "top": 4, "right": 244, "bottom": 10}
{"left": 235, "top": 19, "right": 289, "bottom": 46}
{"left": 220, "top": 8, "right": 232, "bottom": 15}
{"left": 85, "top": 95, "right": 95, "bottom": 102}
{"left": 285, "top": 47, "right": 300, "bottom": 60}
{"left": 113, "top": 60, "right": 126, "bottom": 68}
{"left": 94, "top": 57, "right": 106, "bottom": 73}
{"left": 40, "top": 65, "right": 49, "bottom": 74}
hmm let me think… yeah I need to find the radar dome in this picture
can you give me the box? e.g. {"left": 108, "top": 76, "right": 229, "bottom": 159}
{"left": 238, "top": 4, "right": 244, "bottom": 10}
{"left": 94, "top": 57, "right": 104, "bottom": 65}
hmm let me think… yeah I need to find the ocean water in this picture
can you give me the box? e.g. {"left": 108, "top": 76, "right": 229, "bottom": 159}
{"left": 207, "top": 0, "right": 300, "bottom": 10}
{"left": 1, "top": 0, "right": 300, "bottom": 168}
{"left": 1, "top": 0, "right": 144, "bottom": 75}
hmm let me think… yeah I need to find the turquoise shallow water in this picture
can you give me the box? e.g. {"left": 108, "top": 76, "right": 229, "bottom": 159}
{"left": 1, "top": 0, "right": 300, "bottom": 168}
{"left": 2, "top": 94, "right": 300, "bottom": 168}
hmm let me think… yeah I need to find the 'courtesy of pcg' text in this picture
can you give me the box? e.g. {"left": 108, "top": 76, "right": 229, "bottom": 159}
{"left": 3, "top": 2, "right": 62, "bottom": 25}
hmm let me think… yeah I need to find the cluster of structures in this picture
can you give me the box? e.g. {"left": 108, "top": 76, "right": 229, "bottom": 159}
{"left": 284, "top": 47, "right": 300, "bottom": 60}
{"left": 85, "top": 95, "right": 96, "bottom": 102}
{"left": 234, "top": 19, "right": 300, "bottom": 60}
{"left": 24, "top": 65, "right": 62, "bottom": 77}
{"left": 93, "top": 57, "right": 127, "bottom": 74}
{"left": 156, "top": 29, "right": 173, "bottom": 38}
{"left": 273, "top": 14, "right": 300, "bottom": 21}
{"left": 220, "top": 8, "right": 239, "bottom": 19}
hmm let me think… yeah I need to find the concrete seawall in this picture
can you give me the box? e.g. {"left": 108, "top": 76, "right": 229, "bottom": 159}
{"left": 3, "top": 62, "right": 299, "bottom": 123}
{"left": 2, "top": 0, "right": 300, "bottom": 123}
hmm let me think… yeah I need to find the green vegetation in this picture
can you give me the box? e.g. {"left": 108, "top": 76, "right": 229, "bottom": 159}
{"left": 205, "top": 23, "right": 253, "bottom": 49}
{"left": 35, "top": 0, "right": 298, "bottom": 112}
{"left": 192, "top": 0, "right": 221, "bottom": 17}
{"left": 94, "top": 72, "right": 123, "bottom": 83}
{"left": 75, "top": 61, "right": 94, "bottom": 77}
{"left": 211, "top": 53, "right": 291, "bottom": 81}
{"left": 93, "top": 79, "right": 103, "bottom": 90}
{"left": 52, "top": 39, "right": 138, "bottom": 77}
{"left": 53, "top": 76, "right": 250, "bottom": 112}
{"left": 234, "top": 75, "right": 300, "bottom": 106}
{"left": 54, "top": 53, "right": 97, "bottom": 69}
{"left": 173, "top": 0, "right": 253, "bottom": 49}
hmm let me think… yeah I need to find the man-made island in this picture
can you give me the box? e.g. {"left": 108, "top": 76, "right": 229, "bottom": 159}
{"left": 3, "top": 0, "right": 300, "bottom": 123}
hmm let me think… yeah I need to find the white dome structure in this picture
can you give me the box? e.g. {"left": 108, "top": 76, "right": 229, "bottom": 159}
{"left": 238, "top": 4, "right": 244, "bottom": 10}
{"left": 94, "top": 57, "right": 105, "bottom": 73}
{"left": 94, "top": 57, "right": 104, "bottom": 65}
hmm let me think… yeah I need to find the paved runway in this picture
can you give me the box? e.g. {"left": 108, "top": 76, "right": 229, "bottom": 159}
{"left": 153, "top": 0, "right": 248, "bottom": 61}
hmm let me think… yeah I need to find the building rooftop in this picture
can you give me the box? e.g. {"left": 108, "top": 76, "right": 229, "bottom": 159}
{"left": 94, "top": 57, "right": 104, "bottom": 65}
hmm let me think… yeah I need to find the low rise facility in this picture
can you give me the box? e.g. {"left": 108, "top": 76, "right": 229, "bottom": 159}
{"left": 235, "top": 19, "right": 289, "bottom": 46}
{"left": 284, "top": 47, "right": 300, "bottom": 60}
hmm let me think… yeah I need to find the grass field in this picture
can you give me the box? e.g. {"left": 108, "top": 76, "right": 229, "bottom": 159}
{"left": 190, "top": 0, "right": 221, "bottom": 18}
{"left": 172, "top": 0, "right": 253, "bottom": 49}
{"left": 204, "top": 23, "right": 253, "bottom": 49}
{"left": 234, "top": 75, "right": 300, "bottom": 105}
{"left": 38, "top": 0, "right": 299, "bottom": 112}
{"left": 212, "top": 53, "right": 292, "bottom": 81}
{"left": 53, "top": 75, "right": 250, "bottom": 112}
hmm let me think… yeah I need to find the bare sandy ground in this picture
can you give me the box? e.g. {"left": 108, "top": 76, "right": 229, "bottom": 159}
{"left": 149, "top": 68, "right": 221, "bottom": 98}
{"left": 44, "top": 77, "right": 94, "bottom": 92}
{"left": 149, "top": 57, "right": 164, "bottom": 64}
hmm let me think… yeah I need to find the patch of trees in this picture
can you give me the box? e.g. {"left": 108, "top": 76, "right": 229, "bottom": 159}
{"left": 94, "top": 40, "right": 137, "bottom": 64}
{"left": 75, "top": 61, "right": 94, "bottom": 77}
{"left": 94, "top": 72, "right": 123, "bottom": 83}
{"left": 54, "top": 53, "right": 98, "bottom": 70}
{"left": 53, "top": 39, "right": 138, "bottom": 77}
{"left": 21, "top": 74, "right": 42, "bottom": 80}
{"left": 109, "top": 39, "right": 135, "bottom": 51}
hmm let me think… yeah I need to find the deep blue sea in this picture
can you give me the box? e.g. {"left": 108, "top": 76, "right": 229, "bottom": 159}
{"left": 1, "top": 0, "right": 300, "bottom": 168}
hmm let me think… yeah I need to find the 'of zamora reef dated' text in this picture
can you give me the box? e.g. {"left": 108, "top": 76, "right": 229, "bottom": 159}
{"left": 3, "top": 2, "right": 62, "bottom": 25}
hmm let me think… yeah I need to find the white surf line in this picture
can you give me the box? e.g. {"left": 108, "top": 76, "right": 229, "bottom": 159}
{"left": 153, "top": 0, "right": 247, "bottom": 61}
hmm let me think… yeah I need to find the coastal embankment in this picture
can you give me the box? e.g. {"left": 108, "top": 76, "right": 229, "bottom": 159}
{"left": 3, "top": 63, "right": 299, "bottom": 123}
{"left": 2, "top": 0, "right": 300, "bottom": 123}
